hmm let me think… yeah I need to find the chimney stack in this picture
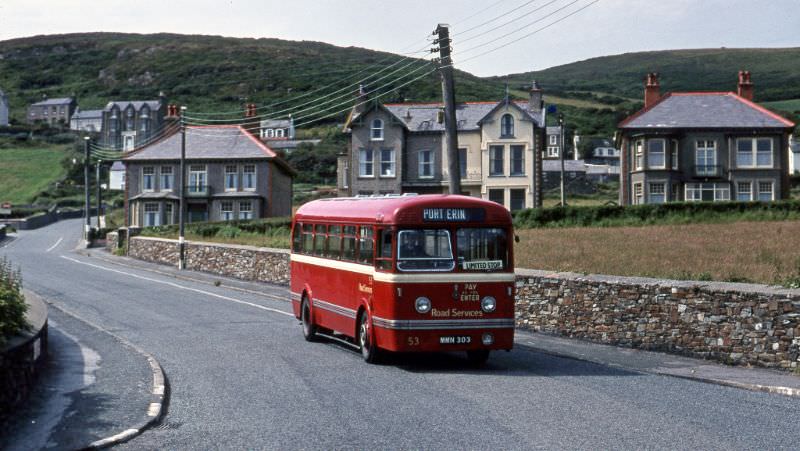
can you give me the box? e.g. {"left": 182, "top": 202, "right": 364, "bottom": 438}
{"left": 165, "top": 104, "right": 179, "bottom": 119}
{"left": 737, "top": 70, "right": 754, "bottom": 101}
{"left": 243, "top": 103, "right": 260, "bottom": 136}
{"left": 644, "top": 72, "right": 661, "bottom": 108}
{"left": 529, "top": 80, "right": 543, "bottom": 111}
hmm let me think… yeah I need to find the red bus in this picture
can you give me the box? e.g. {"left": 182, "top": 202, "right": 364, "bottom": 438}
{"left": 290, "top": 194, "right": 515, "bottom": 364}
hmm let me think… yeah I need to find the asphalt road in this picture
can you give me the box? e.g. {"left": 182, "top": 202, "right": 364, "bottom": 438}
{"left": 2, "top": 219, "right": 800, "bottom": 450}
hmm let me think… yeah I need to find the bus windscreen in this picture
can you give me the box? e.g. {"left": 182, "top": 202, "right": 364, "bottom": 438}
{"left": 456, "top": 228, "right": 508, "bottom": 271}
{"left": 397, "top": 229, "right": 455, "bottom": 272}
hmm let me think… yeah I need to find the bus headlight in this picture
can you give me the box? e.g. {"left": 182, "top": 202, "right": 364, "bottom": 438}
{"left": 481, "top": 296, "right": 496, "bottom": 313}
{"left": 482, "top": 332, "right": 494, "bottom": 345}
{"left": 415, "top": 296, "right": 432, "bottom": 314}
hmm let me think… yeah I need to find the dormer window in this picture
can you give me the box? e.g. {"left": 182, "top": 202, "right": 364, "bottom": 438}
{"left": 276, "top": 129, "right": 285, "bottom": 138}
{"left": 501, "top": 114, "right": 514, "bottom": 138}
{"left": 371, "top": 119, "right": 384, "bottom": 141}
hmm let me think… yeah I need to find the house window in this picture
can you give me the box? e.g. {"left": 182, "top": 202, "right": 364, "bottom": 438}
{"left": 160, "top": 166, "right": 173, "bottom": 191}
{"left": 490, "top": 145, "right": 504, "bottom": 176}
{"left": 695, "top": 141, "right": 717, "bottom": 175}
{"left": 221, "top": 201, "right": 234, "bottom": 221}
{"left": 647, "top": 139, "right": 665, "bottom": 169}
{"left": 188, "top": 165, "right": 207, "bottom": 194}
{"left": 243, "top": 164, "right": 256, "bottom": 191}
{"left": 142, "top": 167, "right": 155, "bottom": 192}
{"left": 685, "top": 183, "right": 730, "bottom": 202}
{"left": 343, "top": 161, "right": 350, "bottom": 189}
{"left": 419, "top": 149, "right": 433, "bottom": 178}
{"left": 758, "top": 181, "right": 774, "bottom": 201}
{"left": 370, "top": 119, "right": 384, "bottom": 141}
{"left": 125, "top": 108, "right": 134, "bottom": 131}
{"left": 649, "top": 182, "right": 666, "bottom": 204}
{"left": 509, "top": 189, "right": 525, "bottom": 211}
{"left": 359, "top": 148, "right": 374, "bottom": 177}
{"left": 163, "top": 203, "right": 173, "bottom": 225}
{"left": 634, "top": 140, "right": 644, "bottom": 170}
{"left": 549, "top": 135, "right": 557, "bottom": 145}
{"left": 239, "top": 201, "right": 253, "bottom": 220}
{"left": 736, "top": 138, "right": 773, "bottom": 168}
{"left": 144, "top": 202, "right": 160, "bottom": 227}
{"left": 633, "top": 183, "right": 644, "bottom": 205}
{"left": 140, "top": 118, "right": 150, "bottom": 134}
{"left": 500, "top": 114, "right": 514, "bottom": 137}
{"left": 225, "top": 165, "right": 238, "bottom": 191}
{"left": 266, "top": 129, "right": 275, "bottom": 138}
{"left": 488, "top": 189, "right": 504, "bottom": 206}
{"left": 671, "top": 141, "right": 679, "bottom": 170}
{"left": 737, "top": 181, "right": 753, "bottom": 201}
{"left": 510, "top": 145, "right": 525, "bottom": 175}
{"left": 380, "top": 148, "right": 396, "bottom": 177}
{"left": 459, "top": 148, "right": 467, "bottom": 178}
{"left": 276, "top": 129, "right": 285, "bottom": 138}
{"left": 547, "top": 146, "right": 559, "bottom": 158}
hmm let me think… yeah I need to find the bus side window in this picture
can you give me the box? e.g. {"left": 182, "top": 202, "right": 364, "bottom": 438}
{"left": 357, "top": 226, "right": 374, "bottom": 265}
{"left": 327, "top": 225, "right": 342, "bottom": 260}
{"left": 342, "top": 226, "right": 357, "bottom": 261}
{"left": 302, "top": 224, "right": 313, "bottom": 255}
{"left": 376, "top": 228, "right": 393, "bottom": 270}
{"left": 292, "top": 223, "right": 302, "bottom": 253}
{"left": 314, "top": 224, "right": 327, "bottom": 256}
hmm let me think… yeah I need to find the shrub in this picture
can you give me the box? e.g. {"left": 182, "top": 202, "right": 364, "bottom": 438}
{"left": 0, "top": 257, "right": 28, "bottom": 346}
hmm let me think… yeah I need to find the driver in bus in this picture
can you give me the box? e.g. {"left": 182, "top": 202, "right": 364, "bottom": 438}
{"left": 401, "top": 233, "right": 429, "bottom": 258}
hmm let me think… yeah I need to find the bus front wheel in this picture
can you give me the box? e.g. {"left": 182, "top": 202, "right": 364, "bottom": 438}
{"left": 358, "top": 312, "right": 379, "bottom": 363}
{"left": 301, "top": 297, "right": 318, "bottom": 342}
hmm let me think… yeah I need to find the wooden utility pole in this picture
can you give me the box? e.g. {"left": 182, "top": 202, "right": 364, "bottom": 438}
{"left": 558, "top": 114, "right": 566, "bottom": 206}
{"left": 83, "top": 137, "right": 91, "bottom": 240}
{"left": 435, "top": 24, "right": 461, "bottom": 195}
{"left": 179, "top": 106, "right": 187, "bottom": 270}
{"left": 96, "top": 160, "right": 102, "bottom": 228}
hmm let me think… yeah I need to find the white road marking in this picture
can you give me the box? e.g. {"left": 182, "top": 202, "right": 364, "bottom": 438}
{"left": 60, "top": 255, "right": 294, "bottom": 318}
{"left": 46, "top": 237, "right": 63, "bottom": 253}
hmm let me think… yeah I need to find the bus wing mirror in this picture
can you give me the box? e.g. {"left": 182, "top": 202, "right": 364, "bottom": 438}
{"left": 514, "top": 235, "right": 520, "bottom": 243}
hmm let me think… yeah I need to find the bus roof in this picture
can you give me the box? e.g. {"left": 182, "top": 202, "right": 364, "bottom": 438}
{"left": 294, "top": 194, "right": 513, "bottom": 225}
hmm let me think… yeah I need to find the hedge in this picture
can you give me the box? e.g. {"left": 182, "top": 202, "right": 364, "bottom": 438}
{"left": 513, "top": 200, "right": 800, "bottom": 228}
{"left": 0, "top": 257, "right": 27, "bottom": 346}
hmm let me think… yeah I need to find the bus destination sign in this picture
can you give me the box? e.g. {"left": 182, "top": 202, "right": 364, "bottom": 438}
{"left": 422, "top": 207, "right": 485, "bottom": 222}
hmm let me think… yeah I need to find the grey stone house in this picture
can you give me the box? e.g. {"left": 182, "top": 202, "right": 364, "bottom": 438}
{"left": 70, "top": 108, "right": 103, "bottom": 132}
{"left": 618, "top": 72, "right": 795, "bottom": 205}
{"left": 27, "top": 97, "right": 76, "bottom": 126}
{"left": 0, "top": 87, "right": 9, "bottom": 127}
{"left": 123, "top": 125, "right": 295, "bottom": 227}
{"left": 544, "top": 126, "right": 563, "bottom": 159}
{"left": 101, "top": 96, "right": 166, "bottom": 150}
{"left": 340, "top": 85, "right": 547, "bottom": 211}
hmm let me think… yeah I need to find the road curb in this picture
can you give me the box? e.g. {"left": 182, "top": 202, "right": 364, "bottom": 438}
{"left": 517, "top": 340, "right": 800, "bottom": 399}
{"left": 40, "top": 298, "right": 169, "bottom": 449}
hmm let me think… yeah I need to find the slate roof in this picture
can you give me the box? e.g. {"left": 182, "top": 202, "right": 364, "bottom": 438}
{"left": 619, "top": 92, "right": 795, "bottom": 130}
{"left": 104, "top": 100, "right": 161, "bottom": 112}
{"left": 546, "top": 126, "right": 562, "bottom": 135}
{"left": 374, "top": 99, "right": 543, "bottom": 133}
{"left": 72, "top": 109, "right": 103, "bottom": 120}
{"left": 31, "top": 97, "right": 73, "bottom": 106}
{"left": 124, "top": 125, "right": 274, "bottom": 160}
{"left": 261, "top": 119, "right": 292, "bottom": 128}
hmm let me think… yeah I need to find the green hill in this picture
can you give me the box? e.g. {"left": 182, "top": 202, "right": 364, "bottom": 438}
{"left": 496, "top": 47, "right": 800, "bottom": 103}
{"left": 0, "top": 33, "right": 506, "bottom": 122}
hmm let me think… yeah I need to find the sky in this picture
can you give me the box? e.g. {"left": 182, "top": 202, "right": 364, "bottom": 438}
{"left": 0, "top": 0, "right": 798, "bottom": 77}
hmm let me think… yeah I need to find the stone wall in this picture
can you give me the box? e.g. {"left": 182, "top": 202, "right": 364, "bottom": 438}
{"left": 121, "top": 237, "right": 800, "bottom": 370}
{"left": 515, "top": 269, "right": 800, "bottom": 370}
{"left": 105, "top": 231, "right": 119, "bottom": 253}
{"left": 0, "top": 290, "right": 48, "bottom": 422}
{"left": 128, "top": 236, "right": 290, "bottom": 286}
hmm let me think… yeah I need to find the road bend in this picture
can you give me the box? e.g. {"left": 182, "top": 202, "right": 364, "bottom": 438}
{"left": 2, "top": 219, "right": 799, "bottom": 449}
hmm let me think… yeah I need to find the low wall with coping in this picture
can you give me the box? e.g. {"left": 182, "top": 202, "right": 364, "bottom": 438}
{"left": 118, "top": 234, "right": 800, "bottom": 370}
{"left": 0, "top": 290, "right": 48, "bottom": 421}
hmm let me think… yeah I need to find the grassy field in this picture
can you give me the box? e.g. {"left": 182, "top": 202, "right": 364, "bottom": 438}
{"left": 0, "top": 146, "right": 67, "bottom": 204}
{"left": 762, "top": 98, "right": 800, "bottom": 112}
{"left": 515, "top": 221, "right": 800, "bottom": 286}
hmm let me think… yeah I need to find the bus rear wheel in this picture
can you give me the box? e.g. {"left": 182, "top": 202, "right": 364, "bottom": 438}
{"left": 466, "top": 350, "right": 490, "bottom": 366}
{"left": 358, "top": 312, "right": 379, "bottom": 363}
{"left": 301, "top": 297, "right": 318, "bottom": 342}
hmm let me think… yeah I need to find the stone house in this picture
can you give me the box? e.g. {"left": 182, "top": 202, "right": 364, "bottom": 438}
{"left": 101, "top": 95, "right": 167, "bottom": 150}
{"left": 0, "top": 87, "right": 9, "bottom": 127}
{"left": 123, "top": 124, "right": 295, "bottom": 227}
{"left": 618, "top": 72, "right": 795, "bottom": 205}
{"left": 27, "top": 97, "right": 76, "bottom": 126}
{"left": 544, "top": 126, "right": 563, "bottom": 159}
{"left": 340, "top": 85, "right": 547, "bottom": 211}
